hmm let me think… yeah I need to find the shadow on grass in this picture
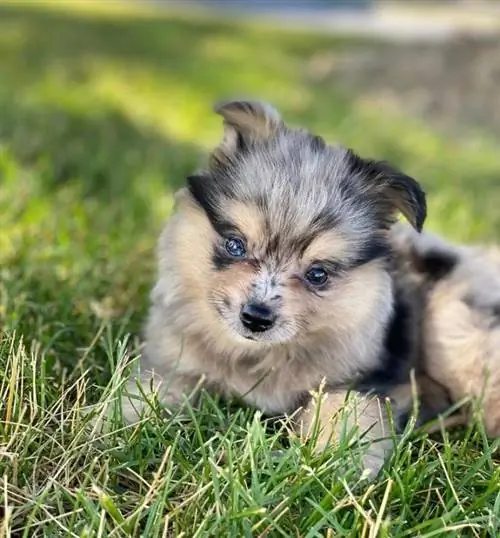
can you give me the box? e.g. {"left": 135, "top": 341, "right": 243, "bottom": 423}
{"left": 0, "top": 95, "right": 207, "bottom": 384}
{"left": 0, "top": 97, "right": 200, "bottom": 200}
{"left": 0, "top": 103, "right": 206, "bottom": 391}
{"left": 0, "top": 3, "right": 336, "bottom": 199}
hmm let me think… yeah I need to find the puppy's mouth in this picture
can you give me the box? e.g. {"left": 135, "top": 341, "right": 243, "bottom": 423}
{"left": 235, "top": 325, "right": 296, "bottom": 345}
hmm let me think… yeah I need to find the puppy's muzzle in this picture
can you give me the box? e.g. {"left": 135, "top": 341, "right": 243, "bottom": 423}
{"left": 240, "top": 302, "right": 276, "bottom": 333}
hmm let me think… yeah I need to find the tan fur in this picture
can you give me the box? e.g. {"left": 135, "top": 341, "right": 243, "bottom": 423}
{"left": 391, "top": 223, "right": 500, "bottom": 436}
{"left": 303, "top": 230, "right": 351, "bottom": 263}
{"left": 296, "top": 388, "right": 393, "bottom": 480}
{"left": 225, "top": 201, "right": 266, "bottom": 246}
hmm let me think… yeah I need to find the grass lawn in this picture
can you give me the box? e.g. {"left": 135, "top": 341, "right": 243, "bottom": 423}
{"left": 1, "top": 2, "right": 499, "bottom": 536}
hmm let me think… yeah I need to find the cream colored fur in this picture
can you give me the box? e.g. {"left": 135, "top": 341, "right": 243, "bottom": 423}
{"left": 391, "top": 223, "right": 500, "bottom": 436}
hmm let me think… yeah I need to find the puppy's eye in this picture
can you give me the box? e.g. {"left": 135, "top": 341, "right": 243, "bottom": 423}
{"left": 304, "top": 266, "right": 328, "bottom": 286}
{"left": 225, "top": 237, "right": 246, "bottom": 258}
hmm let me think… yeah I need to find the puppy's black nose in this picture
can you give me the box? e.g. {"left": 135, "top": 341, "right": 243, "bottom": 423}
{"left": 240, "top": 302, "right": 276, "bottom": 333}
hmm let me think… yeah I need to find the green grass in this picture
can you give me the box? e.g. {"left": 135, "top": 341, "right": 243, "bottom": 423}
{"left": 0, "top": 2, "right": 499, "bottom": 536}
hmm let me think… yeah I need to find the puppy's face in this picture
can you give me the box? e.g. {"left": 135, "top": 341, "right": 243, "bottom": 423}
{"left": 174, "top": 101, "right": 426, "bottom": 347}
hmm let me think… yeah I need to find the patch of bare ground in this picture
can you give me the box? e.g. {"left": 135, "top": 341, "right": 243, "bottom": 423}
{"left": 306, "top": 33, "right": 500, "bottom": 139}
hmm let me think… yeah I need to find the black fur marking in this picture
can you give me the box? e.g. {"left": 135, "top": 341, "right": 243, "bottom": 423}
{"left": 382, "top": 292, "right": 413, "bottom": 372}
{"left": 304, "top": 238, "right": 389, "bottom": 277}
{"left": 187, "top": 174, "right": 243, "bottom": 237}
{"left": 216, "top": 221, "right": 245, "bottom": 238}
{"left": 380, "top": 163, "right": 427, "bottom": 233}
{"left": 235, "top": 132, "right": 247, "bottom": 153}
{"left": 345, "top": 151, "right": 427, "bottom": 232}
{"left": 212, "top": 246, "right": 233, "bottom": 271}
{"left": 310, "top": 135, "right": 326, "bottom": 152}
{"left": 264, "top": 234, "right": 282, "bottom": 259}
{"left": 288, "top": 235, "right": 313, "bottom": 259}
{"left": 283, "top": 211, "right": 341, "bottom": 259}
{"left": 310, "top": 210, "right": 341, "bottom": 236}
{"left": 187, "top": 174, "right": 219, "bottom": 222}
{"left": 415, "top": 248, "right": 458, "bottom": 281}
{"left": 345, "top": 149, "right": 372, "bottom": 178}
{"left": 350, "top": 237, "right": 391, "bottom": 269}
{"left": 294, "top": 390, "right": 313, "bottom": 412}
{"left": 355, "top": 290, "right": 413, "bottom": 397}
{"left": 395, "top": 409, "right": 412, "bottom": 432}
{"left": 314, "top": 259, "right": 342, "bottom": 277}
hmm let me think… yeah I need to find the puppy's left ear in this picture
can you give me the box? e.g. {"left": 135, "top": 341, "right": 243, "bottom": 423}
{"left": 214, "top": 99, "right": 282, "bottom": 140}
{"left": 352, "top": 154, "right": 427, "bottom": 232}
{"left": 211, "top": 99, "right": 283, "bottom": 166}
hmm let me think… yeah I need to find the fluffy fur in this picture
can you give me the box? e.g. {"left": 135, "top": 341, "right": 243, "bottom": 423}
{"left": 119, "top": 99, "right": 499, "bottom": 479}
{"left": 390, "top": 223, "right": 500, "bottom": 436}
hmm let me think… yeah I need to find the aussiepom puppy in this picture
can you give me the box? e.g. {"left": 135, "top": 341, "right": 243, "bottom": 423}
{"left": 390, "top": 223, "right": 500, "bottom": 437}
{"left": 120, "top": 99, "right": 430, "bottom": 478}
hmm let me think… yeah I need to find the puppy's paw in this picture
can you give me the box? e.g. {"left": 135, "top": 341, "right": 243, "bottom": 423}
{"left": 295, "top": 387, "right": 394, "bottom": 480}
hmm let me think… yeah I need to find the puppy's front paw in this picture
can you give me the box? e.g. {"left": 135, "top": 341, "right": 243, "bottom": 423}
{"left": 295, "top": 388, "right": 394, "bottom": 480}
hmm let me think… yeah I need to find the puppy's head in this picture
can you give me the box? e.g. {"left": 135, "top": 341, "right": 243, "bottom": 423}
{"left": 173, "top": 100, "right": 426, "bottom": 348}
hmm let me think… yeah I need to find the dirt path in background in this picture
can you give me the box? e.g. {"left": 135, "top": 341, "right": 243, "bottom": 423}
{"left": 306, "top": 34, "right": 500, "bottom": 139}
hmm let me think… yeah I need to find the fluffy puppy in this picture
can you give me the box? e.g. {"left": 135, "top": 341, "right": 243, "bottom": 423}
{"left": 390, "top": 223, "right": 500, "bottom": 436}
{"left": 121, "top": 100, "right": 428, "bottom": 478}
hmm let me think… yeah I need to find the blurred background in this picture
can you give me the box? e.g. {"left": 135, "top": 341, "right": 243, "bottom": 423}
{"left": 1, "top": 0, "right": 499, "bottom": 375}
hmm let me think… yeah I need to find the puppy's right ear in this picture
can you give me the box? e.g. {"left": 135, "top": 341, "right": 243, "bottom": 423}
{"left": 211, "top": 99, "right": 283, "bottom": 166}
